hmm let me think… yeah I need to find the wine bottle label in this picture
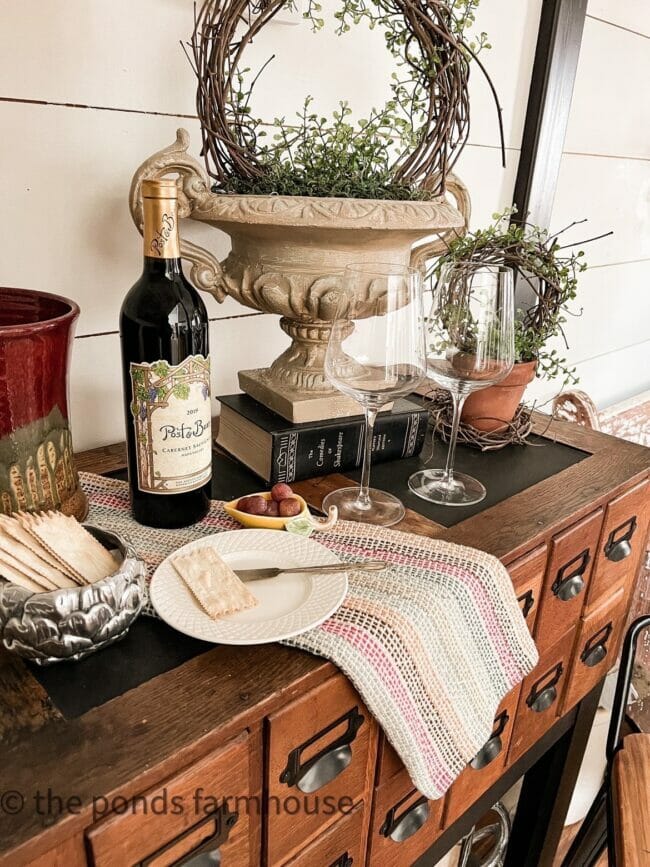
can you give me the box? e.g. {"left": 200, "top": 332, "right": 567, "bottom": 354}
{"left": 129, "top": 355, "right": 211, "bottom": 495}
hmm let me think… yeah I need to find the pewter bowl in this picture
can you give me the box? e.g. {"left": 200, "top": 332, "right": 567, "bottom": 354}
{"left": 0, "top": 525, "right": 146, "bottom": 665}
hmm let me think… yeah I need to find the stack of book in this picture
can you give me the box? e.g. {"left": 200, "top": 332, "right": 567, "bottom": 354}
{"left": 216, "top": 393, "right": 429, "bottom": 484}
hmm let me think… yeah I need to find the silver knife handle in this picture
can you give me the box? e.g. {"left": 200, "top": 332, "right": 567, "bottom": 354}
{"left": 283, "top": 560, "right": 386, "bottom": 576}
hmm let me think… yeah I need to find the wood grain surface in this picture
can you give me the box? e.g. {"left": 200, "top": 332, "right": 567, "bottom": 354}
{"left": 612, "top": 734, "right": 650, "bottom": 866}
{"left": 0, "top": 649, "right": 62, "bottom": 745}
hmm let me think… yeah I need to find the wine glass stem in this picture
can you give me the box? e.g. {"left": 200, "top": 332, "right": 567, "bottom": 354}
{"left": 357, "top": 406, "right": 379, "bottom": 510}
{"left": 443, "top": 392, "right": 468, "bottom": 485}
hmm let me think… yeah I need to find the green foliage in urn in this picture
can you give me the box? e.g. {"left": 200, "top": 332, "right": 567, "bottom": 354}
{"left": 433, "top": 211, "right": 598, "bottom": 386}
{"left": 188, "top": 0, "right": 503, "bottom": 201}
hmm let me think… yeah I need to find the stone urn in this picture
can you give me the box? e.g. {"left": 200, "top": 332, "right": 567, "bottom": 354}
{"left": 130, "top": 129, "right": 470, "bottom": 422}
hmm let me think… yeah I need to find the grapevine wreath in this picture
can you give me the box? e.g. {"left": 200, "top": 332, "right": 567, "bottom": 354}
{"left": 185, "top": 0, "right": 503, "bottom": 199}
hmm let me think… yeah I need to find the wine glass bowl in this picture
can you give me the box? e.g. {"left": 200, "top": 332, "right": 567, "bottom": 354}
{"left": 409, "top": 263, "right": 515, "bottom": 506}
{"left": 323, "top": 264, "right": 427, "bottom": 526}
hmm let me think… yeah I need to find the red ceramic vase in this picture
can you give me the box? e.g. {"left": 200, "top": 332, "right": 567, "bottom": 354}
{"left": 0, "top": 287, "right": 87, "bottom": 518}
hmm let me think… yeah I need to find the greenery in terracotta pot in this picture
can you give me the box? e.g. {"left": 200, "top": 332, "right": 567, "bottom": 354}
{"left": 432, "top": 210, "right": 593, "bottom": 387}
{"left": 188, "top": 0, "right": 503, "bottom": 200}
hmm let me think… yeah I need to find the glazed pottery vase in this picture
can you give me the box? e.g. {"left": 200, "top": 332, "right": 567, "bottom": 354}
{"left": 0, "top": 287, "right": 87, "bottom": 518}
{"left": 461, "top": 360, "right": 538, "bottom": 433}
{"left": 129, "top": 129, "right": 471, "bottom": 422}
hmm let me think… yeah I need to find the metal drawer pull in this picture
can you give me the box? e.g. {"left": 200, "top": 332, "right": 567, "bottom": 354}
{"left": 605, "top": 517, "right": 637, "bottom": 562}
{"left": 581, "top": 622, "right": 614, "bottom": 668}
{"left": 280, "top": 706, "right": 364, "bottom": 793}
{"left": 526, "top": 662, "right": 564, "bottom": 713}
{"left": 380, "top": 795, "right": 430, "bottom": 842}
{"left": 517, "top": 589, "right": 535, "bottom": 619}
{"left": 470, "top": 710, "right": 510, "bottom": 770}
{"left": 552, "top": 548, "right": 590, "bottom": 601}
{"left": 138, "top": 802, "right": 237, "bottom": 867}
{"left": 330, "top": 853, "right": 354, "bottom": 867}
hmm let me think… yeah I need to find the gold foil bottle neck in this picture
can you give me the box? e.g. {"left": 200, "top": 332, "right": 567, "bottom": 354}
{"left": 142, "top": 178, "right": 178, "bottom": 200}
{"left": 142, "top": 186, "right": 180, "bottom": 259}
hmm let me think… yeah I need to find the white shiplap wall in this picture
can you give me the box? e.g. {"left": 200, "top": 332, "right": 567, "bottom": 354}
{"left": 13, "top": 0, "right": 646, "bottom": 452}
{"left": 528, "top": 1, "right": 650, "bottom": 408}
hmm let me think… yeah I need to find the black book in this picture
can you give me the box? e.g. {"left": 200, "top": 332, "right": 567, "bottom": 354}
{"left": 216, "top": 393, "right": 429, "bottom": 484}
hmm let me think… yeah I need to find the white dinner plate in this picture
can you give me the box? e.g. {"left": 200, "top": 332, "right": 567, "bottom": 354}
{"left": 149, "top": 529, "right": 348, "bottom": 645}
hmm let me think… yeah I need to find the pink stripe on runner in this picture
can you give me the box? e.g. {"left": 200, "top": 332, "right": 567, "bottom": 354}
{"left": 321, "top": 618, "right": 455, "bottom": 791}
{"left": 321, "top": 538, "right": 520, "bottom": 682}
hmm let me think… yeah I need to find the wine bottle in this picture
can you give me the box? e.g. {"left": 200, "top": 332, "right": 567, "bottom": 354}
{"left": 120, "top": 178, "right": 211, "bottom": 528}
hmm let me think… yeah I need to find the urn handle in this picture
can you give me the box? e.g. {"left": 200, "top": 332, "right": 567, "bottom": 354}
{"left": 129, "top": 128, "right": 228, "bottom": 302}
{"left": 409, "top": 173, "right": 471, "bottom": 272}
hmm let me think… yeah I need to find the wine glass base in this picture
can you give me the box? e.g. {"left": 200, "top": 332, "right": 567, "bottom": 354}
{"left": 322, "top": 487, "right": 405, "bottom": 527}
{"left": 408, "top": 469, "right": 486, "bottom": 506}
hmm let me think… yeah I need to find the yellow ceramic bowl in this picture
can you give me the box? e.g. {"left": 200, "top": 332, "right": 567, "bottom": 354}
{"left": 223, "top": 492, "right": 310, "bottom": 530}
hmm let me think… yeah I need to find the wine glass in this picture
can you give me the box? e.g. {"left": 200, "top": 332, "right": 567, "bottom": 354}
{"left": 323, "top": 263, "right": 427, "bottom": 526}
{"left": 408, "top": 263, "right": 515, "bottom": 506}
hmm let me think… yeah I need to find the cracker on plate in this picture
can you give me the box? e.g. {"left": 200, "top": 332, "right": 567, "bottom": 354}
{"left": 172, "top": 547, "right": 258, "bottom": 619}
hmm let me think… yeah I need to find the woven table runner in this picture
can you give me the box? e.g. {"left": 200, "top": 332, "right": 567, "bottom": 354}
{"left": 82, "top": 472, "right": 538, "bottom": 799}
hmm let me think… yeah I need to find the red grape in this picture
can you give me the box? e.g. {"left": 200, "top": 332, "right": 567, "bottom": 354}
{"left": 236, "top": 495, "right": 268, "bottom": 515}
{"left": 278, "top": 497, "right": 301, "bottom": 517}
{"left": 271, "top": 483, "right": 294, "bottom": 502}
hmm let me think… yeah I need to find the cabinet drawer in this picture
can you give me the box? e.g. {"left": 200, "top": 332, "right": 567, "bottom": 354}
{"left": 444, "top": 684, "right": 521, "bottom": 826}
{"left": 368, "top": 769, "right": 444, "bottom": 867}
{"left": 375, "top": 737, "right": 404, "bottom": 788}
{"left": 266, "top": 674, "right": 376, "bottom": 865}
{"left": 535, "top": 510, "right": 603, "bottom": 654}
{"left": 508, "top": 634, "right": 573, "bottom": 765}
{"left": 508, "top": 544, "right": 547, "bottom": 637}
{"left": 562, "top": 587, "right": 626, "bottom": 714}
{"left": 87, "top": 732, "right": 254, "bottom": 867}
{"left": 285, "top": 802, "right": 366, "bottom": 867}
{"left": 588, "top": 479, "right": 650, "bottom": 611}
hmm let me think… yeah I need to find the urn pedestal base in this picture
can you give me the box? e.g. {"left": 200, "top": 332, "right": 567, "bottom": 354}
{"left": 238, "top": 369, "right": 362, "bottom": 424}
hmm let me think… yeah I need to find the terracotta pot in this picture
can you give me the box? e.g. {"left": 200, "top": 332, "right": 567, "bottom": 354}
{"left": 0, "top": 287, "right": 87, "bottom": 518}
{"left": 461, "top": 360, "right": 537, "bottom": 433}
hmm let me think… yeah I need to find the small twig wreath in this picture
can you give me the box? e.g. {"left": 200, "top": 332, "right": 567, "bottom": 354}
{"left": 425, "top": 389, "right": 535, "bottom": 450}
{"left": 186, "top": 0, "right": 504, "bottom": 198}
